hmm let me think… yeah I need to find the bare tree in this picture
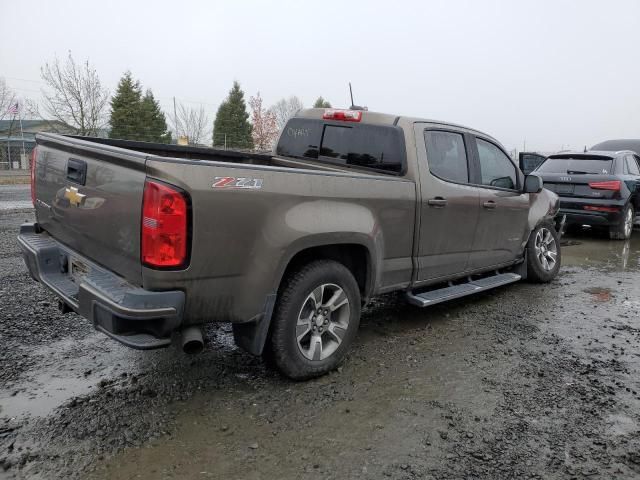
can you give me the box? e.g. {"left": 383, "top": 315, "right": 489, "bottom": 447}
{"left": 40, "top": 52, "right": 110, "bottom": 136}
{"left": 270, "top": 96, "right": 303, "bottom": 131}
{"left": 173, "top": 102, "right": 210, "bottom": 145}
{"left": 0, "top": 78, "right": 17, "bottom": 122}
{"left": 249, "top": 92, "right": 279, "bottom": 151}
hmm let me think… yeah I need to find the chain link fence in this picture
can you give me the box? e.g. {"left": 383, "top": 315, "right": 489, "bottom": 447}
{"left": 0, "top": 143, "right": 34, "bottom": 171}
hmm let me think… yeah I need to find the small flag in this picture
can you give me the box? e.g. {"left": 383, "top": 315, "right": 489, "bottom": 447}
{"left": 7, "top": 102, "right": 18, "bottom": 115}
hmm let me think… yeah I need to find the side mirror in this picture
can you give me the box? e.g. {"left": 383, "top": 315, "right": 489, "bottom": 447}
{"left": 523, "top": 174, "right": 543, "bottom": 193}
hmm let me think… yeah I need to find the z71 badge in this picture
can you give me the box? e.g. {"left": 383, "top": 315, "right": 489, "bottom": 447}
{"left": 212, "top": 176, "right": 263, "bottom": 190}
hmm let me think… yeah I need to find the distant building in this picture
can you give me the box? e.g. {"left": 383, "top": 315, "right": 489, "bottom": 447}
{"left": 0, "top": 120, "right": 108, "bottom": 170}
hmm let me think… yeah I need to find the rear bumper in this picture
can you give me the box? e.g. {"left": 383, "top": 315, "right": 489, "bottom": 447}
{"left": 561, "top": 210, "right": 620, "bottom": 227}
{"left": 18, "top": 223, "right": 184, "bottom": 350}
{"left": 559, "top": 198, "right": 625, "bottom": 227}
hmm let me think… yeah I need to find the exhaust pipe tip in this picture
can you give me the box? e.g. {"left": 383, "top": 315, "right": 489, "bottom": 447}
{"left": 181, "top": 326, "right": 204, "bottom": 355}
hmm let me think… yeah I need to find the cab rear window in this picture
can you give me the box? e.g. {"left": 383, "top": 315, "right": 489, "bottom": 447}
{"left": 276, "top": 118, "right": 406, "bottom": 174}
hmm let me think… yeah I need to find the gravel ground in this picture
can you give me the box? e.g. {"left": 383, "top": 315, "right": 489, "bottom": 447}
{"left": 1, "top": 188, "right": 639, "bottom": 479}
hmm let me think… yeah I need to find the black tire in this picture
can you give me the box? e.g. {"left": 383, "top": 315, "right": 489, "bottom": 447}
{"left": 609, "top": 203, "right": 634, "bottom": 240}
{"left": 526, "top": 222, "right": 561, "bottom": 283}
{"left": 267, "top": 260, "right": 361, "bottom": 380}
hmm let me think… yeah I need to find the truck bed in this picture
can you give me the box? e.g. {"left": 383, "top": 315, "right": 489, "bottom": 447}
{"left": 67, "top": 135, "right": 276, "bottom": 164}
{"left": 64, "top": 135, "right": 347, "bottom": 173}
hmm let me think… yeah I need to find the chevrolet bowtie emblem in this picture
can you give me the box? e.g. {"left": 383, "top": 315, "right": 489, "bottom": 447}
{"left": 64, "top": 186, "right": 86, "bottom": 207}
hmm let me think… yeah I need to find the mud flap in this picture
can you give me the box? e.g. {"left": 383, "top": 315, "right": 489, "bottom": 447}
{"left": 513, "top": 251, "right": 528, "bottom": 280}
{"left": 232, "top": 294, "right": 277, "bottom": 356}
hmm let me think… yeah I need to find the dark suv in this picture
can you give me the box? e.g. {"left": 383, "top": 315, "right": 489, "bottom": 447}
{"left": 534, "top": 151, "right": 640, "bottom": 239}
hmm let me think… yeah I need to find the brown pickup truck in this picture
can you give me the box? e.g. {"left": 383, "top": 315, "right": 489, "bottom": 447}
{"left": 19, "top": 108, "right": 562, "bottom": 379}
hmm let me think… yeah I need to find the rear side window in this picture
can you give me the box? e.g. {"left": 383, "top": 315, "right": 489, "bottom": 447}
{"left": 625, "top": 155, "right": 640, "bottom": 175}
{"left": 537, "top": 156, "right": 613, "bottom": 175}
{"left": 476, "top": 138, "right": 517, "bottom": 190}
{"left": 276, "top": 118, "right": 405, "bottom": 174}
{"left": 424, "top": 131, "right": 469, "bottom": 183}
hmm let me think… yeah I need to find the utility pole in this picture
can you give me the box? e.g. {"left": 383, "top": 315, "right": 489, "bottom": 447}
{"left": 7, "top": 114, "right": 14, "bottom": 170}
{"left": 173, "top": 97, "right": 178, "bottom": 142}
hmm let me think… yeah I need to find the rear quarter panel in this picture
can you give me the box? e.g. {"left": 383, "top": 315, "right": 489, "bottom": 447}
{"left": 143, "top": 158, "right": 416, "bottom": 325}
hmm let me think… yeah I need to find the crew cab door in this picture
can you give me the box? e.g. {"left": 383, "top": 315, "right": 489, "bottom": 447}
{"left": 468, "top": 136, "right": 529, "bottom": 269}
{"left": 414, "top": 125, "right": 480, "bottom": 281}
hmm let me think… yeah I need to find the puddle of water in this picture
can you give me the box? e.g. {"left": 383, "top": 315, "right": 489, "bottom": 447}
{"left": 0, "top": 372, "right": 97, "bottom": 418}
{"left": 562, "top": 232, "right": 640, "bottom": 272}
{"left": 583, "top": 287, "right": 613, "bottom": 302}
{"left": 0, "top": 334, "right": 138, "bottom": 419}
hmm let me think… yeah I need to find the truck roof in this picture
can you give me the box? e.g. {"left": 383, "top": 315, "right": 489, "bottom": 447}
{"left": 297, "top": 108, "right": 501, "bottom": 146}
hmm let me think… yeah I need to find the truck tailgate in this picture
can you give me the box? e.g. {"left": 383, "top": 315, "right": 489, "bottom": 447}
{"left": 34, "top": 134, "right": 147, "bottom": 285}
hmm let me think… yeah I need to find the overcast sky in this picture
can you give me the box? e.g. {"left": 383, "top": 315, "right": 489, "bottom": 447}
{"left": 2, "top": 0, "right": 640, "bottom": 152}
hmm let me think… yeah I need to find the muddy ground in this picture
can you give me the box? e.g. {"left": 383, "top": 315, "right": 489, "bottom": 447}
{"left": 1, "top": 185, "right": 640, "bottom": 479}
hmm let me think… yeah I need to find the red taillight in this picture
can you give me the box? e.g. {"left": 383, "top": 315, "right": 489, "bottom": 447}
{"left": 30, "top": 147, "right": 37, "bottom": 206}
{"left": 322, "top": 109, "right": 362, "bottom": 122}
{"left": 584, "top": 205, "right": 620, "bottom": 213}
{"left": 141, "top": 180, "right": 189, "bottom": 268}
{"left": 589, "top": 180, "right": 621, "bottom": 191}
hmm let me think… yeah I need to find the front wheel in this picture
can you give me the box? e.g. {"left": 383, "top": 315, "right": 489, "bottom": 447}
{"left": 609, "top": 203, "right": 634, "bottom": 240}
{"left": 526, "top": 223, "right": 561, "bottom": 283}
{"left": 267, "top": 260, "right": 361, "bottom": 380}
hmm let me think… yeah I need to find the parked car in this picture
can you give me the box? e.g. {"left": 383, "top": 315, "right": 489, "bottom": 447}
{"left": 519, "top": 151, "right": 547, "bottom": 174}
{"left": 19, "top": 108, "right": 562, "bottom": 379}
{"left": 534, "top": 150, "right": 640, "bottom": 239}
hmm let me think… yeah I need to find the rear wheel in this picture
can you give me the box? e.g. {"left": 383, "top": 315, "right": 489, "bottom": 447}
{"left": 526, "top": 223, "right": 561, "bottom": 283}
{"left": 267, "top": 260, "right": 361, "bottom": 380}
{"left": 609, "top": 203, "right": 634, "bottom": 240}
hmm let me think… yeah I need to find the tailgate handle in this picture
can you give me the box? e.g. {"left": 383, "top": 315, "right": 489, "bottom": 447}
{"left": 67, "top": 158, "right": 87, "bottom": 185}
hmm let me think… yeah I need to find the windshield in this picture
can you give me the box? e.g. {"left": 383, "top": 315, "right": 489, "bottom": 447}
{"left": 537, "top": 157, "right": 614, "bottom": 175}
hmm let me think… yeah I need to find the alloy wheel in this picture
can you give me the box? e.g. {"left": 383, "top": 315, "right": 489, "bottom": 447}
{"left": 296, "top": 283, "right": 350, "bottom": 361}
{"left": 534, "top": 227, "right": 558, "bottom": 271}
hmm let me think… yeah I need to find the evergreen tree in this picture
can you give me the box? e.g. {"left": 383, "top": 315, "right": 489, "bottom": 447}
{"left": 109, "top": 71, "right": 143, "bottom": 140}
{"left": 313, "top": 96, "right": 332, "bottom": 108}
{"left": 140, "top": 90, "right": 171, "bottom": 143}
{"left": 212, "top": 81, "right": 253, "bottom": 149}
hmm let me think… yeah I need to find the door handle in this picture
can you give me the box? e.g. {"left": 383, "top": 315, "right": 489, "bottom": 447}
{"left": 483, "top": 200, "right": 497, "bottom": 209}
{"left": 428, "top": 197, "right": 448, "bottom": 207}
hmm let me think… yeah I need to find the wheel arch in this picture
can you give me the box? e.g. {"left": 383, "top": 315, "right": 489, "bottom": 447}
{"left": 275, "top": 239, "right": 376, "bottom": 303}
{"left": 233, "top": 238, "right": 377, "bottom": 357}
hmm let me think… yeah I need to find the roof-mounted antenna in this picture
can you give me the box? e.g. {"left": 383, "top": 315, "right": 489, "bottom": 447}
{"left": 348, "top": 82, "right": 367, "bottom": 111}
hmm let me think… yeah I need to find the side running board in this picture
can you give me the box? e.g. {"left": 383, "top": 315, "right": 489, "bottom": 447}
{"left": 406, "top": 272, "right": 521, "bottom": 307}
